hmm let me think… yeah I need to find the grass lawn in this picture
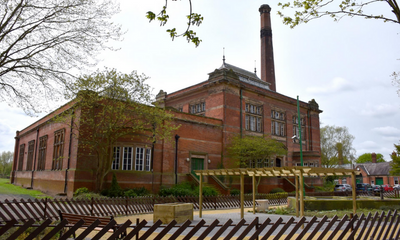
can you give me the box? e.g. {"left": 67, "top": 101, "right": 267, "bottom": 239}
{"left": 0, "top": 178, "right": 50, "bottom": 198}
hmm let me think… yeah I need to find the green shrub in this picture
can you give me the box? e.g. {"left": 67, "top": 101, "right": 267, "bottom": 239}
{"left": 158, "top": 181, "right": 219, "bottom": 197}
{"left": 159, "top": 184, "right": 194, "bottom": 197}
{"left": 106, "top": 173, "right": 123, "bottom": 197}
{"left": 74, "top": 187, "right": 90, "bottom": 197}
{"left": 195, "top": 185, "right": 220, "bottom": 196}
{"left": 230, "top": 188, "right": 240, "bottom": 196}
{"left": 123, "top": 189, "right": 138, "bottom": 197}
{"left": 73, "top": 192, "right": 107, "bottom": 200}
{"left": 269, "top": 188, "right": 285, "bottom": 194}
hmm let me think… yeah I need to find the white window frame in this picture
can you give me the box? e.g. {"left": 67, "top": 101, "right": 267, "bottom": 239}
{"left": 112, "top": 147, "right": 120, "bottom": 170}
{"left": 394, "top": 177, "right": 399, "bottom": 185}
{"left": 122, "top": 147, "right": 133, "bottom": 170}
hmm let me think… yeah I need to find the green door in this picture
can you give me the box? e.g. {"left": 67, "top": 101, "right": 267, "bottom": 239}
{"left": 191, "top": 158, "right": 204, "bottom": 179}
{"left": 376, "top": 177, "right": 384, "bottom": 185}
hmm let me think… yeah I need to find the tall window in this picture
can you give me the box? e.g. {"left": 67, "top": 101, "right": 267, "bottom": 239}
{"left": 37, "top": 135, "right": 48, "bottom": 171}
{"left": 245, "top": 103, "right": 262, "bottom": 132}
{"left": 395, "top": 177, "right": 399, "bottom": 185}
{"left": 112, "top": 147, "right": 121, "bottom": 170}
{"left": 293, "top": 116, "right": 306, "bottom": 139}
{"left": 189, "top": 102, "right": 206, "bottom": 115}
{"left": 26, "top": 140, "right": 35, "bottom": 171}
{"left": 17, "top": 144, "right": 25, "bottom": 171}
{"left": 112, "top": 145, "right": 152, "bottom": 171}
{"left": 52, "top": 129, "right": 65, "bottom": 170}
{"left": 135, "top": 147, "right": 151, "bottom": 171}
{"left": 122, "top": 147, "right": 133, "bottom": 170}
{"left": 271, "top": 110, "right": 285, "bottom": 136}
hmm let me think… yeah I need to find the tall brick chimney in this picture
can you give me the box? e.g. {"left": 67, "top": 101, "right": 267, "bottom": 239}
{"left": 371, "top": 152, "right": 377, "bottom": 163}
{"left": 259, "top": 4, "right": 276, "bottom": 91}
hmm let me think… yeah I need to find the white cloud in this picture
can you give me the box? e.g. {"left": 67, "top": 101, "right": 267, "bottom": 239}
{"left": 358, "top": 141, "right": 379, "bottom": 149}
{"left": 372, "top": 126, "right": 400, "bottom": 136}
{"left": 359, "top": 104, "right": 398, "bottom": 118}
{"left": 306, "top": 77, "right": 356, "bottom": 94}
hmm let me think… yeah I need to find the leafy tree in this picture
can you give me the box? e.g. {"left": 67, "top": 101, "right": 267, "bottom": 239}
{"left": 0, "top": 151, "right": 13, "bottom": 177}
{"left": 390, "top": 144, "right": 400, "bottom": 175}
{"left": 228, "top": 135, "right": 288, "bottom": 168}
{"left": 227, "top": 135, "right": 287, "bottom": 193}
{"left": 320, "top": 125, "right": 356, "bottom": 168}
{"left": 277, "top": 0, "right": 400, "bottom": 28}
{"left": 0, "top": 0, "right": 122, "bottom": 115}
{"left": 356, "top": 153, "right": 386, "bottom": 163}
{"left": 146, "top": 0, "right": 203, "bottom": 47}
{"left": 56, "top": 69, "right": 178, "bottom": 192}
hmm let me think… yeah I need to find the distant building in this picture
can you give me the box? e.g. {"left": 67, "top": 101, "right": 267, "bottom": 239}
{"left": 340, "top": 153, "right": 400, "bottom": 186}
{"left": 11, "top": 4, "right": 323, "bottom": 197}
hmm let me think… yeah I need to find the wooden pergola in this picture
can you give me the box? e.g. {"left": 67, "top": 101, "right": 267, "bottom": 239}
{"left": 195, "top": 167, "right": 360, "bottom": 218}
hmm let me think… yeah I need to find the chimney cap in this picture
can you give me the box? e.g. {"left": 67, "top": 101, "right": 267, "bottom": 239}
{"left": 259, "top": 4, "right": 271, "bottom": 13}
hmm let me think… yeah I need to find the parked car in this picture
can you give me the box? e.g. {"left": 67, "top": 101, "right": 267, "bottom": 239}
{"left": 372, "top": 185, "right": 381, "bottom": 192}
{"left": 356, "top": 183, "right": 372, "bottom": 192}
{"left": 394, "top": 185, "right": 400, "bottom": 190}
{"left": 381, "top": 184, "right": 394, "bottom": 191}
{"left": 334, "top": 184, "right": 352, "bottom": 192}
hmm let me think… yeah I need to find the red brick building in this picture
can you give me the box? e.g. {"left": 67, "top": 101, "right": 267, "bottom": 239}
{"left": 11, "top": 4, "right": 323, "bottom": 197}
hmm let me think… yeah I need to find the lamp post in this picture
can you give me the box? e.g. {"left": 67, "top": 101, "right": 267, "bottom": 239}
{"left": 297, "top": 96, "right": 305, "bottom": 199}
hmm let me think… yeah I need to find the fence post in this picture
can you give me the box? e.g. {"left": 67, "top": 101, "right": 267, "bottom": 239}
{"left": 91, "top": 197, "right": 94, "bottom": 216}
{"left": 126, "top": 197, "right": 128, "bottom": 216}
{"left": 255, "top": 217, "right": 259, "bottom": 240}
{"left": 136, "top": 218, "right": 139, "bottom": 240}
{"left": 43, "top": 198, "right": 47, "bottom": 219}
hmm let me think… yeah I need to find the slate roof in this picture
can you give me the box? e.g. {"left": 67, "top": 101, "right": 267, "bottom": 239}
{"left": 219, "top": 62, "right": 271, "bottom": 90}
{"left": 356, "top": 162, "right": 391, "bottom": 176}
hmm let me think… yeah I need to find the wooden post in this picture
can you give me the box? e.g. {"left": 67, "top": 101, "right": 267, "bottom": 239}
{"left": 240, "top": 173, "right": 244, "bottom": 219}
{"left": 295, "top": 175, "right": 299, "bottom": 218}
{"left": 299, "top": 172, "right": 304, "bottom": 217}
{"left": 252, "top": 175, "right": 256, "bottom": 214}
{"left": 199, "top": 174, "right": 203, "bottom": 218}
{"left": 351, "top": 172, "right": 357, "bottom": 214}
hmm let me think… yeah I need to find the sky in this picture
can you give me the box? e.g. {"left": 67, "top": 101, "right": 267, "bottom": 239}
{"left": 1, "top": 0, "right": 399, "bottom": 160}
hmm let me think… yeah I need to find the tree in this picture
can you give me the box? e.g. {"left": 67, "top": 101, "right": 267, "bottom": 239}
{"left": 56, "top": 69, "right": 178, "bottom": 192}
{"left": 390, "top": 144, "right": 400, "bottom": 175}
{"left": 228, "top": 135, "right": 288, "bottom": 168}
{"left": 277, "top": 0, "right": 400, "bottom": 28}
{"left": 1, "top": 0, "right": 122, "bottom": 116}
{"left": 146, "top": 0, "right": 203, "bottom": 47}
{"left": 227, "top": 135, "right": 287, "bottom": 192}
{"left": 356, "top": 153, "right": 386, "bottom": 163}
{"left": 320, "top": 125, "right": 356, "bottom": 168}
{"left": 0, "top": 151, "right": 13, "bottom": 177}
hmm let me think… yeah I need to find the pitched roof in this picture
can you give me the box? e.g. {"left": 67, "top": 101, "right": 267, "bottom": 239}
{"left": 219, "top": 62, "right": 271, "bottom": 90}
{"left": 356, "top": 162, "right": 391, "bottom": 176}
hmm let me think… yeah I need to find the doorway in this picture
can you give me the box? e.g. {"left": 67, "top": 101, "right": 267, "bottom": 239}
{"left": 191, "top": 158, "right": 204, "bottom": 179}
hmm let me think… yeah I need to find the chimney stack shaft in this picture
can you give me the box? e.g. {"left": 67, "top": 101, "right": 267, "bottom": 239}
{"left": 259, "top": 4, "right": 276, "bottom": 91}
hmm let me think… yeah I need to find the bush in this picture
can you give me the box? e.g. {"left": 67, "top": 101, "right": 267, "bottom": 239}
{"left": 269, "top": 188, "right": 285, "bottom": 194}
{"left": 105, "top": 173, "right": 123, "bottom": 197}
{"left": 230, "top": 188, "right": 240, "bottom": 196}
{"left": 74, "top": 187, "right": 90, "bottom": 197}
{"left": 158, "top": 181, "right": 219, "bottom": 197}
{"left": 123, "top": 187, "right": 150, "bottom": 197}
{"left": 195, "top": 185, "right": 220, "bottom": 196}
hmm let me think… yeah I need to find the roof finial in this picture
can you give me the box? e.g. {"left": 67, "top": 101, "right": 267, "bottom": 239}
{"left": 254, "top": 60, "right": 257, "bottom": 75}
{"left": 223, "top": 47, "right": 225, "bottom": 65}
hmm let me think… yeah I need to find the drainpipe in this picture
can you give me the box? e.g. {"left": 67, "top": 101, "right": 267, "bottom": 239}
{"left": 64, "top": 111, "right": 74, "bottom": 194}
{"left": 30, "top": 128, "right": 39, "bottom": 188}
{"left": 174, "top": 134, "right": 180, "bottom": 185}
{"left": 11, "top": 131, "right": 20, "bottom": 184}
{"left": 240, "top": 88, "right": 243, "bottom": 138}
{"left": 151, "top": 124, "right": 156, "bottom": 193}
